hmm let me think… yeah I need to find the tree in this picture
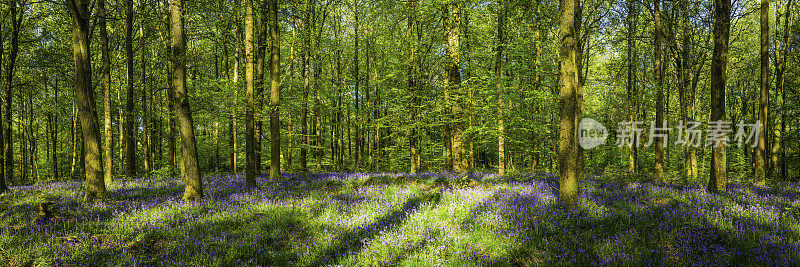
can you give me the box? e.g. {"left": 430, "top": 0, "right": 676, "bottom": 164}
{"left": 654, "top": 0, "right": 665, "bottom": 184}
{"left": 67, "top": 0, "right": 110, "bottom": 202}
{"left": 170, "top": 0, "right": 203, "bottom": 201}
{"left": 496, "top": 0, "right": 506, "bottom": 176}
{"left": 4, "top": 0, "right": 23, "bottom": 185}
{"left": 100, "top": 0, "right": 113, "bottom": 186}
{"left": 558, "top": 0, "right": 581, "bottom": 209}
{"left": 446, "top": 1, "right": 465, "bottom": 173}
{"left": 245, "top": 0, "right": 257, "bottom": 187}
{"left": 756, "top": 0, "right": 769, "bottom": 186}
{"left": 708, "top": 0, "right": 731, "bottom": 193}
{"left": 268, "top": 0, "right": 281, "bottom": 181}
{"left": 124, "top": 0, "right": 137, "bottom": 178}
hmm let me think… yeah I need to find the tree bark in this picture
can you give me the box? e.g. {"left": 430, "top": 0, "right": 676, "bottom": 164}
{"left": 708, "top": 0, "right": 731, "bottom": 193}
{"left": 170, "top": 0, "right": 203, "bottom": 201}
{"left": 268, "top": 0, "right": 281, "bottom": 181}
{"left": 756, "top": 0, "right": 770, "bottom": 186}
{"left": 654, "top": 0, "right": 665, "bottom": 184}
{"left": 496, "top": 0, "right": 506, "bottom": 176}
{"left": 67, "top": 0, "right": 110, "bottom": 202}
{"left": 124, "top": 0, "right": 137, "bottom": 178}
{"left": 4, "top": 0, "right": 22, "bottom": 185}
{"left": 245, "top": 0, "right": 257, "bottom": 187}
{"left": 446, "top": 1, "right": 465, "bottom": 173}
{"left": 100, "top": 0, "right": 113, "bottom": 186}
{"left": 558, "top": 0, "right": 581, "bottom": 209}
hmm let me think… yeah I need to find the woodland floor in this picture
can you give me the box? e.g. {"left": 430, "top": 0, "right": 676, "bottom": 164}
{"left": 1, "top": 172, "right": 799, "bottom": 266}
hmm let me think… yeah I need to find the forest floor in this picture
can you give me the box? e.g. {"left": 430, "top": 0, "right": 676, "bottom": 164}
{"left": 1, "top": 172, "right": 799, "bottom": 266}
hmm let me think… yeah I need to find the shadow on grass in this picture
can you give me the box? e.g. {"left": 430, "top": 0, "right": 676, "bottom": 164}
{"left": 496, "top": 182, "right": 800, "bottom": 266}
{"left": 311, "top": 194, "right": 435, "bottom": 266}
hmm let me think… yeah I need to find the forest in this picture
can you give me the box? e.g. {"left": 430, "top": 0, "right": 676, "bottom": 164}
{"left": 0, "top": 0, "right": 799, "bottom": 265}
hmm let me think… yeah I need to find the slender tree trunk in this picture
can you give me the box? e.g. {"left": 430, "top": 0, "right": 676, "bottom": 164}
{"left": 708, "top": 0, "right": 731, "bottom": 193}
{"left": 407, "top": 0, "right": 419, "bottom": 173}
{"left": 558, "top": 0, "right": 580, "bottom": 209}
{"left": 626, "top": 0, "right": 637, "bottom": 175}
{"left": 268, "top": 0, "right": 281, "bottom": 181}
{"left": 68, "top": 0, "right": 110, "bottom": 202}
{"left": 255, "top": 0, "right": 268, "bottom": 175}
{"left": 71, "top": 97, "right": 78, "bottom": 179}
{"left": 654, "top": 0, "right": 665, "bottom": 184}
{"left": 354, "top": 1, "right": 361, "bottom": 170}
{"left": 100, "top": 0, "right": 113, "bottom": 186}
{"left": 0, "top": 10, "right": 5, "bottom": 191}
{"left": 125, "top": 0, "right": 137, "bottom": 178}
{"left": 232, "top": 18, "right": 241, "bottom": 174}
{"left": 496, "top": 0, "right": 506, "bottom": 176}
{"left": 170, "top": 0, "right": 203, "bottom": 201}
{"left": 315, "top": 62, "right": 322, "bottom": 171}
{"left": 756, "top": 0, "right": 770, "bottom": 186}
{"left": 141, "top": 24, "right": 151, "bottom": 175}
{"left": 53, "top": 82, "right": 59, "bottom": 182}
{"left": 775, "top": 0, "right": 793, "bottom": 181}
{"left": 245, "top": 0, "right": 257, "bottom": 186}
{"left": 300, "top": 2, "right": 310, "bottom": 172}
{"left": 4, "top": 0, "right": 22, "bottom": 185}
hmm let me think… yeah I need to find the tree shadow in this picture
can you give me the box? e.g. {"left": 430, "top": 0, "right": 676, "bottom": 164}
{"left": 311, "top": 194, "right": 434, "bottom": 266}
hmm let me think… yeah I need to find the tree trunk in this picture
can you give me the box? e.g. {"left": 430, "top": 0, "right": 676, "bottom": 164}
{"left": 708, "top": 0, "right": 731, "bottom": 193}
{"left": 124, "top": 0, "right": 137, "bottom": 178}
{"left": 141, "top": 24, "right": 151, "bottom": 175}
{"left": 170, "top": 0, "right": 203, "bottom": 201}
{"left": 245, "top": 0, "right": 257, "bottom": 187}
{"left": 756, "top": 0, "right": 770, "bottom": 186}
{"left": 407, "top": 0, "right": 419, "bottom": 173}
{"left": 100, "top": 0, "right": 113, "bottom": 186}
{"left": 558, "top": 0, "right": 581, "bottom": 209}
{"left": 67, "top": 0, "right": 110, "bottom": 202}
{"left": 4, "top": 0, "right": 22, "bottom": 185}
{"left": 496, "top": 0, "right": 506, "bottom": 176}
{"left": 446, "top": 1, "right": 465, "bottom": 173}
{"left": 268, "top": 0, "right": 281, "bottom": 181}
{"left": 300, "top": 1, "right": 310, "bottom": 172}
{"left": 654, "top": 0, "right": 665, "bottom": 184}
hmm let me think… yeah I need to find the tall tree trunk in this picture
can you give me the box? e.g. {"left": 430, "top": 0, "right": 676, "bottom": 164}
{"left": 496, "top": 0, "right": 506, "bottom": 176}
{"left": 775, "top": 0, "right": 793, "bottom": 181}
{"left": 232, "top": 16, "right": 241, "bottom": 174}
{"left": 708, "top": 0, "right": 731, "bottom": 193}
{"left": 315, "top": 61, "right": 322, "bottom": 171}
{"left": 124, "top": 0, "right": 137, "bottom": 178}
{"left": 255, "top": 0, "right": 268, "bottom": 175}
{"left": 654, "top": 0, "right": 665, "bottom": 184}
{"left": 170, "top": 0, "right": 203, "bottom": 201}
{"left": 626, "top": 0, "right": 637, "bottom": 175}
{"left": 268, "top": 0, "right": 281, "bottom": 181}
{"left": 558, "top": 0, "right": 581, "bottom": 209}
{"left": 354, "top": 1, "right": 361, "bottom": 171}
{"left": 245, "top": 0, "right": 257, "bottom": 186}
{"left": 446, "top": 1, "right": 465, "bottom": 173}
{"left": 407, "top": 0, "right": 419, "bottom": 173}
{"left": 756, "top": 0, "right": 770, "bottom": 186}
{"left": 300, "top": 1, "right": 310, "bottom": 172}
{"left": 141, "top": 24, "right": 151, "bottom": 175}
{"left": 0, "top": 5, "right": 6, "bottom": 190}
{"left": 53, "top": 82, "right": 59, "bottom": 182}
{"left": 67, "top": 0, "right": 110, "bottom": 202}
{"left": 4, "top": 0, "right": 22, "bottom": 185}
{"left": 100, "top": 0, "right": 113, "bottom": 186}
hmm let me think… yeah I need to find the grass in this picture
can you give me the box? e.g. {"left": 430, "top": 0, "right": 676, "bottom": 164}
{"left": 1, "top": 172, "right": 799, "bottom": 266}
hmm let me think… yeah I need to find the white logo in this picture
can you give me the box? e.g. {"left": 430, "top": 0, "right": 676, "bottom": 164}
{"left": 579, "top": 118, "right": 608, "bottom": 150}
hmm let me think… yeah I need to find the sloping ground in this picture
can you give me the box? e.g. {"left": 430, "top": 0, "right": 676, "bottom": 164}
{"left": 1, "top": 172, "right": 799, "bottom": 266}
